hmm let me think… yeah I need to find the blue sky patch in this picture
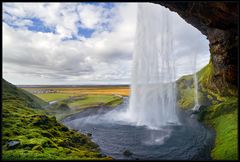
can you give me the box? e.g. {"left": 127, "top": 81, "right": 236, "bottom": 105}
{"left": 81, "top": 2, "right": 115, "bottom": 9}
{"left": 3, "top": 12, "right": 56, "bottom": 34}
{"left": 26, "top": 18, "right": 55, "bottom": 33}
{"left": 101, "top": 3, "right": 116, "bottom": 9}
{"left": 78, "top": 27, "right": 95, "bottom": 38}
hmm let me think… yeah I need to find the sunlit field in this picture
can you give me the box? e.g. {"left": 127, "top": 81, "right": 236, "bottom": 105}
{"left": 21, "top": 86, "right": 130, "bottom": 120}
{"left": 24, "top": 86, "right": 130, "bottom": 102}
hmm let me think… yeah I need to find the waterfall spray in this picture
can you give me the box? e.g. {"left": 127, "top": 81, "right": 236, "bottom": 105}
{"left": 126, "top": 3, "right": 179, "bottom": 129}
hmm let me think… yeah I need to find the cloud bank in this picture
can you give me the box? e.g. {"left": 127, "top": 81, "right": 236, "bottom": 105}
{"left": 3, "top": 3, "right": 210, "bottom": 85}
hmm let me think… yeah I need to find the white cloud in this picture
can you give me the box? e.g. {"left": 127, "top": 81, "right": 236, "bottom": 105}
{"left": 77, "top": 4, "right": 103, "bottom": 29}
{"left": 2, "top": 2, "right": 210, "bottom": 85}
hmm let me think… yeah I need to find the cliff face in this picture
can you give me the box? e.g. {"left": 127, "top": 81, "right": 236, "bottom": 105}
{"left": 154, "top": 2, "right": 238, "bottom": 95}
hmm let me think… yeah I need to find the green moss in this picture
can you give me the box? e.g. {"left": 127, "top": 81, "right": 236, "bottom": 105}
{"left": 203, "top": 98, "right": 238, "bottom": 160}
{"left": 2, "top": 79, "right": 111, "bottom": 160}
{"left": 176, "top": 74, "right": 208, "bottom": 110}
{"left": 210, "top": 110, "right": 238, "bottom": 160}
{"left": 177, "top": 62, "right": 238, "bottom": 160}
{"left": 197, "top": 62, "right": 237, "bottom": 97}
{"left": 197, "top": 62, "right": 213, "bottom": 88}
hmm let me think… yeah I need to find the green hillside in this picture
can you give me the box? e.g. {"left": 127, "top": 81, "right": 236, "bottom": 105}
{"left": 2, "top": 79, "right": 111, "bottom": 160}
{"left": 176, "top": 64, "right": 238, "bottom": 160}
{"left": 2, "top": 79, "right": 47, "bottom": 108}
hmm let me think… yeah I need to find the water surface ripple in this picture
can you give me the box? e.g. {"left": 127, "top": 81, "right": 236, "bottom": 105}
{"left": 62, "top": 98, "right": 214, "bottom": 160}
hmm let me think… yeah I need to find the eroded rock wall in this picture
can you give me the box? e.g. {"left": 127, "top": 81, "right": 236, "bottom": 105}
{"left": 154, "top": 2, "right": 238, "bottom": 95}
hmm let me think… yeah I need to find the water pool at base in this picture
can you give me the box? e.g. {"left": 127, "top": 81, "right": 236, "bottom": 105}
{"left": 62, "top": 98, "right": 214, "bottom": 160}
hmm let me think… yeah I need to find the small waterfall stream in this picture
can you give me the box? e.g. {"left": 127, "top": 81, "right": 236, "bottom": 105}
{"left": 192, "top": 52, "right": 200, "bottom": 111}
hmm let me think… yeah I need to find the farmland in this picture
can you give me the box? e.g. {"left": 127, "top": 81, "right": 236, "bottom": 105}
{"left": 22, "top": 85, "right": 130, "bottom": 120}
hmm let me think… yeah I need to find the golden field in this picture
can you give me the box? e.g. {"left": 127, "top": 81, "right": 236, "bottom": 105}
{"left": 24, "top": 86, "right": 130, "bottom": 95}
{"left": 23, "top": 86, "right": 130, "bottom": 102}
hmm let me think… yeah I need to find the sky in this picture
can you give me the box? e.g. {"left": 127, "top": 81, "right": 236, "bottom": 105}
{"left": 2, "top": 2, "right": 210, "bottom": 85}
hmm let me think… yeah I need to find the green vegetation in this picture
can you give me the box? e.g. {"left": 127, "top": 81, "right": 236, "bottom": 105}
{"left": 34, "top": 92, "right": 123, "bottom": 121}
{"left": 210, "top": 111, "right": 238, "bottom": 159}
{"left": 197, "top": 62, "right": 237, "bottom": 96}
{"left": 197, "top": 62, "right": 213, "bottom": 90}
{"left": 2, "top": 79, "right": 48, "bottom": 108}
{"left": 68, "top": 94, "right": 122, "bottom": 108}
{"left": 203, "top": 97, "right": 238, "bottom": 160}
{"left": 2, "top": 79, "right": 111, "bottom": 160}
{"left": 36, "top": 93, "right": 76, "bottom": 102}
{"left": 176, "top": 64, "right": 238, "bottom": 160}
{"left": 176, "top": 74, "right": 208, "bottom": 110}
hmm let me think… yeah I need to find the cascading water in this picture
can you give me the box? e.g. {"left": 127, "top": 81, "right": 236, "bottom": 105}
{"left": 192, "top": 53, "right": 200, "bottom": 111}
{"left": 62, "top": 3, "right": 215, "bottom": 159}
{"left": 126, "top": 3, "right": 179, "bottom": 129}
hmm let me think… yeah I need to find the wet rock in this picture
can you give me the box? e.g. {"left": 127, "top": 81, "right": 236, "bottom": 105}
{"left": 60, "top": 126, "right": 69, "bottom": 132}
{"left": 87, "top": 133, "right": 92, "bottom": 137}
{"left": 96, "top": 153, "right": 106, "bottom": 158}
{"left": 7, "top": 141, "right": 20, "bottom": 149}
{"left": 123, "top": 150, "right": 133, "bottom": 157}
{"left": 191, "top": 109, "right": 200, "bottom": 115}
{"left": 190, "top": 114, "right": 197, "bottom": 119}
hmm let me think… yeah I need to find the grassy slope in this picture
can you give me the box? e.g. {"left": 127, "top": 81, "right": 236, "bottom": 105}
{"left": 35, "top": 93, "right": 75, "bottom": 102}
{"left": 2, "top": 79, "right": 48, "bottom": 108}
{"left": 68, "top": 94, "right": 122, "bottom": 108}
{"left": 35, "top": 92, "right": 123, "bottom": 121}
{"left": 176, "top": 64, "right": 238, "bottom": 160}
{"left": 46, "top": 95, "right": 123, "bottom": 121}
{"left": 176, "top": 74, "right": 207, "bottom": 110}
{"left": 2, "top": 79, "right": 111, "bottom": 160}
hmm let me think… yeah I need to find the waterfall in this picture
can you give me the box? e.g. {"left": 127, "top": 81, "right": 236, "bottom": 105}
{"left": 126, "top": 3, "right": 179, "bottom": 129}
{"left": 192, "top": 53, "right": 200, "bottom": 111}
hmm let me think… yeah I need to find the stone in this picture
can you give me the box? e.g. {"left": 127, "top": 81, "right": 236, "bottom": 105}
{"left": 87, "top": 133, "right": 92, "bottom": 137}
{"left": 123, "top": 150, "right": 133, "bottom": 157}
{"left": 7, "top": 141, "right": 20, "bottom": 149}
